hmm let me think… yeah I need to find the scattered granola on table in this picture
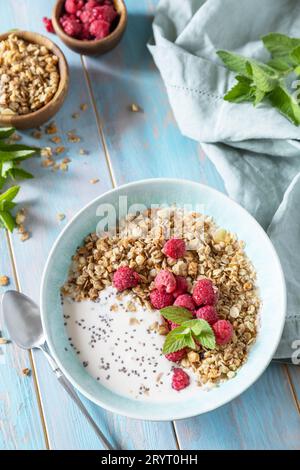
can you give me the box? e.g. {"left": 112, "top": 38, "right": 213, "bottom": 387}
{"left": 0, "top": 275, "right": 9, "bottom": 286}
{"left": 0, "top": 34, "right": 59, "bottom": 116}
{"left": 62, "top": 207, "right": 260, "bottom": 388}
{"left": 22, "top": 368, "right": 31, "bottom": 376}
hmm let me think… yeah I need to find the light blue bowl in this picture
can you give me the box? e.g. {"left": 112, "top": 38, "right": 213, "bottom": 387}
{"left": 41, "top": 179, "right": 286, "bottom": 420}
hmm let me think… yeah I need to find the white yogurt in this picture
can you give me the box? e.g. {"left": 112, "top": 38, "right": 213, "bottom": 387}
{"left": 63, "top": 286, "right": 201, "bottom": 402}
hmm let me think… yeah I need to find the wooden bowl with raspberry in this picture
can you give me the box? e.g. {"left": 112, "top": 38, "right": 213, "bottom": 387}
{"left": 52, "top": 0, "right": 127, "bottom": 56}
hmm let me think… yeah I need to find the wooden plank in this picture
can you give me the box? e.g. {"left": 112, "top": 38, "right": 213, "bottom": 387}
{"left": 0, "top": 233, "right": 46, "bottom": 450}
{"left": 175, "top": 364, "right": 300, "bottom": 450}
{"left": 0, "top": 0, "right": 177, "bottom": 450}
{"left": 84, "top": 0, "right": 300, "bottom": 449}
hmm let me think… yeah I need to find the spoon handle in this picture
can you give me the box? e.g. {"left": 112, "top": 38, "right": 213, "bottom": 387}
{"left": 41, "top": 344, "right": 114, "bottom": 450}
{"left": 55, "top": 371, "right": 114, "bottom": 450}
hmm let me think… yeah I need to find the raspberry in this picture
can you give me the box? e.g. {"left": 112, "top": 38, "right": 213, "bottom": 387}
{"left": 78, "top": 8, "right": 94, "bottom": 24}
{"left": 171, "top": 368, "right": 190, "bottom": 391}
{"left": 163, "top": 238, "right": 186, "bottom": 259}
{"left": 43, "top": 17, "right": 55, "bottom": 33}
{"left": 65, "top": 0, "right": 85, "bottom": 14}
{"left": 212, "top": 320, "right": 233, "bottom": 345}
{"left": 60, "top": 15, "right": 82, "bottom": 37}
{"left": 89, "top": 19, "right": 110, "bottom": 39}
{"left": 172, "top": 276, "right": 188, "bottom": 298}
{"left": 150, "top": 288, "right": 174, "bottom": 309}
{"left": 165, "top": 349, "right": 187, "bottom": 363}
{"left": 85, "top": 0, "right": 102, "bottom": 9}
{"left": 174, "top": 294, "right": 195, "bottom": 312}
{"left": 192, "top": 279, "right": 218, "bottom": 306}
{"left": 92, "top": 5, "right": 118, "bottom": 23}
{"left": 154, "top": 270, "right": 176, "bottom": 294}
{"left": 113, "top": 266, "right": 140, "bottom": 292}
{"left": 195, "top": 305, "right": 219, "bottom": 325}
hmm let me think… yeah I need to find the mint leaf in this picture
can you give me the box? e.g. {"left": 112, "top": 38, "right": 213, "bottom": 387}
{"left": 8, "top": 168, "right": 34, "bottom": 180}
{"left": 267, "top": 57, "right": 293, "bottom": 73}
{"left": 290, "top": 45, "right": 300, "bottom": 65}
{"left": 269, "top": 85, "right": 300, "bottom": 125}
{"left": 0, "top": 185, "right": 20, "bottom": 203}
{"left": 224, "top": 80, "right": 255, "bottom": 103}
{"left": 182, "top": 319, "right": 216, "bottom": 350}
{"left": 160, "top": 306, "right": 193, "bottom": 325}
{"left": 262, "top": 33, "right": 300, "bottom": 58}
{"left": 162, "top": 326, "right": 191, "bottom": 354}
{"left": 217, "top": 50, "right": 251, "bottom": 76}
{"left": 195, "top": 330, "right": 216, "bottom": 350}
{"left": 0, "top": 128, "right": 16, "bottom": 140}
{"left": 0, "top": 149, "right": 37, "bottom": 162}
{"left": 184, "top": 331, "right": 196, "bottom": 349}
{"left": 254, "top": 88, "right": 265, "bottom": 106}
{"left": 250, "top": 62, "right": 278, "bottom": 92}
{"left": 0, "top": 210, "right": 16, "bottom": 232}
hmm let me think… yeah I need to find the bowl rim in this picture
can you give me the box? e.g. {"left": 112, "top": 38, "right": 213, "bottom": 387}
{"left": 0, "top": 30, "right": 69, "bottom": 124}
{"left": 52, "top": 0, "right": 127, "bottom": 47}
{"left": 40, "top": 178, "right": 287, "bottom": 420}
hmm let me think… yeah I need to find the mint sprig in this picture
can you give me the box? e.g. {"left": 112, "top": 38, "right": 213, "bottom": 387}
{"left": 217, "top": 32, "right": 300, "bottom": 125}
{"left": 160, "top": 307, "right": 216, "bottom": 354}
{"left": 0, "top": 127, "right": 39, "bottom": 232}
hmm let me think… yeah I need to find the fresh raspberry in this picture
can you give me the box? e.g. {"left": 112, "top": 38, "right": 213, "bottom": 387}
{"left": 154, "top": 269, "right": 176, "bottom": 294}
{"left": 195, "top": 305, "right": 219, "bottom": 325}
{"left": 43, "top": 17, "right": 55, "bottom": 33}
{"left": 85, "top": 0, "right": 102, "bottom": 9}
{"left": 192, "top": 279, "right": 218, "bottom": 306}
{"left": 65, "top": 0, "right": 85, "bottom": 14}
{"left": 163, "top": 238, "right": 186, "bottom": 259}
{"left": 89, "top": 18, "right": 110, "bottom": 39}
{"left": 165, "top": 349, "right": 187, "bottom": 363}
{"left": 60, "top": 15, "right": 82, "bottom": 37}
{"left": 212, "top": 320, "right": 233, "bottom": 345}
{"left": 92, "top": 5, "right": 118, "bottom": 23}
{"left": 172, "top": 276, "right": 188, "bottom": 298}
{"left": 171, "top": 368, "right": 190, "bottom": 391}
{"left": 174, "top": 294, "right": 195, "bottom": 312}
{"left": 150, "top": 288, "right": 174, "bottom": 309}
{"left": 113, "top": 266, "right": 140, "bottom": 292}
{"left": 78, "top": 8, "right": 94, "bottom": 24}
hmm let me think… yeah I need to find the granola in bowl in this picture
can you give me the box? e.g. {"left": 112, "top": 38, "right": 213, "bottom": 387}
{"left": 61, "top": 206, "right": 260, "bottom": 394}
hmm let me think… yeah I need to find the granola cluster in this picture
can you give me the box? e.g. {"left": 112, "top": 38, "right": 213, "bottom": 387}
{"left": 62, "top": 207, "right": 260, "bottom": 385}
{"left": 0, "top": 34, "right": 59, "bottom": 116}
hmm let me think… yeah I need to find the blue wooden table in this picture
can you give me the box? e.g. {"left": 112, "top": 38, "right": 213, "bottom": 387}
{"left": 0, "top": 0, "right": 299, "bottom": 450}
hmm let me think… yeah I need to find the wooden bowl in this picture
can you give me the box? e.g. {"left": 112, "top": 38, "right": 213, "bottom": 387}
{"left": 52, "top": 0, "right": 127, "bottom": 56}
{"left": 0, "top": 31, "right": 69, "bottom": 130}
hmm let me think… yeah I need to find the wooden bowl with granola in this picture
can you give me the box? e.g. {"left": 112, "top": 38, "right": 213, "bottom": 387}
{"left": 0, "top": 31, "right": 69, "bottom": 130}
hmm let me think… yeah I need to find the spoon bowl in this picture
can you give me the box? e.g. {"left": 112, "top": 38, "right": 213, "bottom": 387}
{"left": 1, "top": 291, "right": 44, "bottom": 350}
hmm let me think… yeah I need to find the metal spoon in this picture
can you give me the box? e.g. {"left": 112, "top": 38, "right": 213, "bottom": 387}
{"left": 1, "top": 290, "right": 113, "bottom": 450}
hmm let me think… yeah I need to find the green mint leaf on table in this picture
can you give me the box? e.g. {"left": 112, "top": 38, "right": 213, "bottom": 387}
{"left": 160, "top": 306, "right": 193, "bottom": 325}
{"left": 0, "top": 185, "right": 20, "bottom": 232}
{"left": 0, "top": 128, "right": 16, "bottom": 140}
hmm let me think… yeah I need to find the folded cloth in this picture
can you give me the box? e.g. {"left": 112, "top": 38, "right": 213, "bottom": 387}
{"left": 148, "top": 0, "right": 300, "bottom": 358}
